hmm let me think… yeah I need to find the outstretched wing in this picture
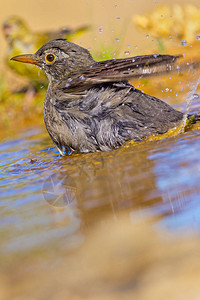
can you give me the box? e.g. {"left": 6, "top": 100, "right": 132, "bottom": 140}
{"left": 83, "top": 54, "right": 180, "bottom": 79}
{"left": 58, "top": 54, "right": 181, "bottom": 92}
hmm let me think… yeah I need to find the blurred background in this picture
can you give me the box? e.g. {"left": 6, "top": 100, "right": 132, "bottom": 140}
{"left": 1, "top": 0, "right": 200, "bottom": 63}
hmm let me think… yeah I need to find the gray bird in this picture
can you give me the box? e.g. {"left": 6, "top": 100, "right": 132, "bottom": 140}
{"left": 11, "top": 39, "right": 189, "bottom": 155}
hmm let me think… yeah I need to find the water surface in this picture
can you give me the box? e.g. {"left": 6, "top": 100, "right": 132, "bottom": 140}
{"left": 1, "top": 100, "right": 200, "bottom": 298}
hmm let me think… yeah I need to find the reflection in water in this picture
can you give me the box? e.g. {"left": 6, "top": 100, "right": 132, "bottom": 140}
{"left": 53, "top": 148, "right": 163, "bottom": 222}
{"left": 1, "top": 115, "right": 200, "bottom": 298}
{"left": 41, "top": 129, "right": 200, "bottom": 231}
{"left": 1, "top": 124, "right": 200, "bottom": 262}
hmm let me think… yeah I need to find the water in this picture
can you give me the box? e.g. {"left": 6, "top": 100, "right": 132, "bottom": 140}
{"left": 1, "top": 101, "right": 200, "bottom": 298}
{"left": 180, "top": 75, "right": 200, "bottom": 130}
{"left": 1, "top": 114, "right": 200, "bottom": 258}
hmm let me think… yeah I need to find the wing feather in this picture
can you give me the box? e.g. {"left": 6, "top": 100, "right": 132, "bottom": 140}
{"left": 58, "top": 54, "right": 181, "bottom": 92}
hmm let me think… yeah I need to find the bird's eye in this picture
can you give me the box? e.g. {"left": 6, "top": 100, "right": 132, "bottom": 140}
{"left": 45, "top": 53, "right": 56, "bottom": 63}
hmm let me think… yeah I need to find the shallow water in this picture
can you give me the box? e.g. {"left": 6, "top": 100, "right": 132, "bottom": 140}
{"left": 1, "top": 97, "right": 200, "bottom": 300}
{"left": 1, "top": 101, "right": 200, "bottom": 268}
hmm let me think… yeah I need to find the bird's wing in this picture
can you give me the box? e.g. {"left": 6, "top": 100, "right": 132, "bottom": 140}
{"left": 83, "top": 54, "right": 180, "bottom": 79}
{"left": 58, "top": 54, "right": 181, "bottom": 92}
{"left": 55, "top": 79, "right": 184, "bottom": 147}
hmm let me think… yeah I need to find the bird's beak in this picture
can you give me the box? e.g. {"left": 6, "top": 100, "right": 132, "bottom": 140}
{"left": 10, "top": 54, "right": 39, "bottom": 65}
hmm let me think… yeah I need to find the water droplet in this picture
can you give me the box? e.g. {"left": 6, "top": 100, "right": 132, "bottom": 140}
{"left": 116, "top": 17, "right": 120, "bottom": 20}
{"left": 181, "top": 40, "right": 187, "bottom": 46}
{"left": 132, "top": 59, "right": 135, "bottom": 62}
{"left": 193, "top": 93, "right": 199, "bottom": 99}
{"left": 124, "top": 51, "right": 130, "bottom": 55}
{"left": 153, "top": 54, "right": 158, "bottom": 58}
{"left": 115, "top": 38, "right": 120, "bottom": 42}
{"left": 135, "top": 45, "right": 138, "bottom": 49}
{"left": 65, "top": 83, "right": 70, "bottom": 88}
{"left": 175, "top": 92, "right": 178, "bottom": 97}
{"left": 115, "top": 5, "right": 117, "bottom": 8}
{"left": 99, "top": 28, "right": 103, "bottom": 33}
{"left": 146, "top": 34, "right": 149, "bottom": 38}
{"left": 165, "top": 88, "right": 169, "bottom": 92}
{"left": 196, "top": 35, "right": 200, "bottom": 40}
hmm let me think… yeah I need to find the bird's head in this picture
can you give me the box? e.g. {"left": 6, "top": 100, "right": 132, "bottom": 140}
{"left": 3, "top": 16, "right": 29, "bottom": 44}
{"left": 10, "top": 39, "right": 95, "bottom": 82}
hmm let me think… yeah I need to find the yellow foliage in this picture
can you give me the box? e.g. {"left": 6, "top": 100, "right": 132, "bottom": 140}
{"left": 133, "top": 4, "right": 200, "bottom": 43}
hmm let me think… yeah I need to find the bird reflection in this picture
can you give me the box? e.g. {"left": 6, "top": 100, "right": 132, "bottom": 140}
{"left": 43, "top": 143, "right": 164, "bottom": 225}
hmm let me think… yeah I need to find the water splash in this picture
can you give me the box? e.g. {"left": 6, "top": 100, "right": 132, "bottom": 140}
{"left": 179, "top": 76, "right": 200, "bottom": 132}
{"left": 181, "top": 40, "right": 187, "bottom": 46}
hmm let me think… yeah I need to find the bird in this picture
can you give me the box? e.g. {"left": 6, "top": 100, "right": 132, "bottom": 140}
{"left": 11, "top": 39, "right": 192, "bottom": 155}
{"left": 3, "top": 16, "right": 89, "bottom": 89}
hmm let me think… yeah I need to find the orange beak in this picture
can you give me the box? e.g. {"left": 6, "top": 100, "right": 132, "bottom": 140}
{"left": 10, "top": 54, "right": 39, "bottom": 65}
